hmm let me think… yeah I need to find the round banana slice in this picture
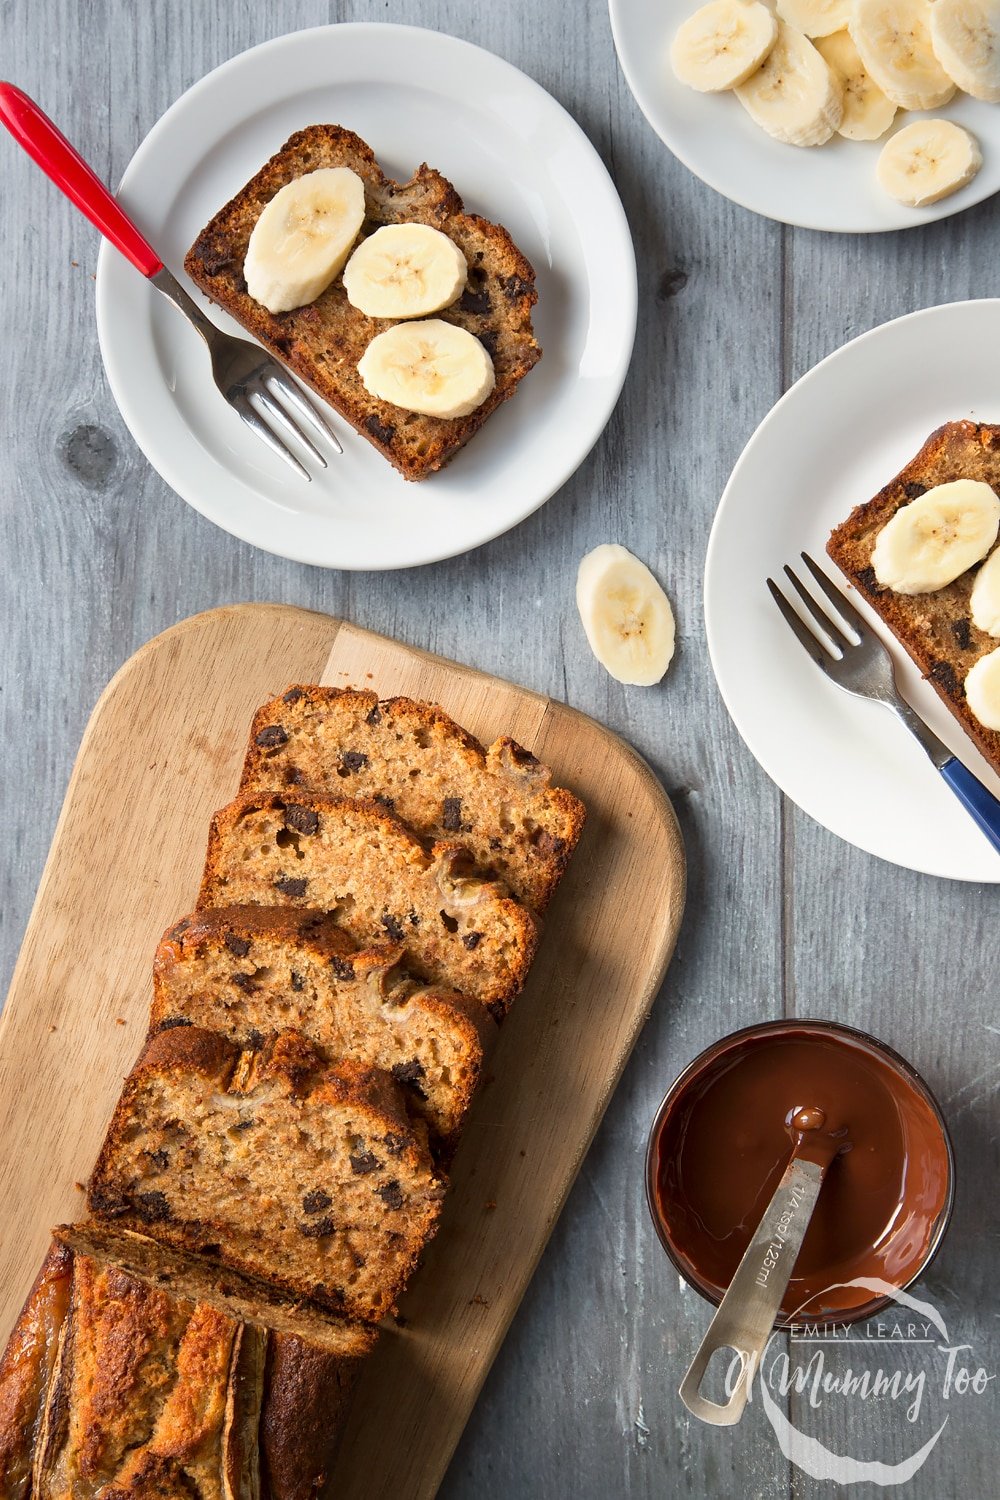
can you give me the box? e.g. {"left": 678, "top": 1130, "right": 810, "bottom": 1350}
{"left": 850, "top": 0, "right": 956, "bottom": 111}
{"left": 929, "top": 0, "right": 1000, "bottom": 104}
{"left": 735, "top": 22, "right": 844, "bottom": 147}
{"left": 777, "top": 0, "right": 851, "bottom": 41}
{"left": 670, "top": 0, "right": 779, "bottom": 92}
{"left": 965, "top": 647, "right": 1000, "bottom": 731}
{"left": 872, "top": 480, "right": 1000, "bottom": 594}
{"left": 357, "top": 320, "right": 495, "bottom": 420}
{"left": 877, "top": 120, "right": 982, "bottom": 207}
{"left": 244, "top": 168, "right": 367, "bottom": 314}
{"left": 815, "top": 30, "right": 897, "bottom": 140}
{"left": 970, "top": 547, "right": 1000, "bottom": 636}
{"left": 576, "top": 544, "right": 676, "bottom": 687}
{"left": 343, "top": 225, "right": 468, "bottom": 319}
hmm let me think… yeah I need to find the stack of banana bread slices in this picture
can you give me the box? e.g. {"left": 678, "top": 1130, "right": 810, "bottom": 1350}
{"left": 0, "top": 687, "right": 585, "bottom": 1496}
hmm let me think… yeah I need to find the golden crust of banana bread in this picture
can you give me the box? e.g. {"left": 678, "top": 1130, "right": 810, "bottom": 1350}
{"left": 260, "top": 1333, "right": 361, "bottom": 1500}
{"left": 0, "top": 1243, "right": 73, "bottom": 1500}
{"left": 52, "top": 1225, "right": 376, "bottom": 1359}
{"left": 87, "top": 1028, "right": 445, "bottom": 1323}
{"left": 827, "top": 421, "right": 1000, "bottom": 778}
{"left": 197, "top": 792, "right": 539, "bottom": 1018}
{"left": 184, "top": 124, "right": 541, "bottom": 481}
{"left": 151, "top": 906, "right": 493, "bottom": 1145}
{"left": 240, "top": 686, "right": 586, "bottom": 912}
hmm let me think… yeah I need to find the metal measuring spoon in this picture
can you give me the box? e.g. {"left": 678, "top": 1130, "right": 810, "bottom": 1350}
{"left": 678, "top": 1106, "right": 845, "bottom": 1426}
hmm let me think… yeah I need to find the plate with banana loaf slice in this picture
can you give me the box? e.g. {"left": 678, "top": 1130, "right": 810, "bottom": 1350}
{"left": 706, "top": 297, "right": 1000, "bottom": 880}
{"left": 611, "top": 0, "right": 1000, "bottom": 232}
{"left": 95, "top": 23, "right": 636, "bottom": 569}
{"left": 0, "top": 605, "right": 684, "bottom": 1498}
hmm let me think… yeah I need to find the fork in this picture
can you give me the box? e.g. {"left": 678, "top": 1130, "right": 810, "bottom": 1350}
{"left": 768, "top": 552, "right": 1000, "bottom": 856}
{"left": 0, "top": 82, "right": 341, "bottom": 480}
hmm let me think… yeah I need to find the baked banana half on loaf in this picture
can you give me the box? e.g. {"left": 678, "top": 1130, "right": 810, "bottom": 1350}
{"left": 240, "top": 686, "right": 586, "bottom": 912}
{"left": 184, "top": 125, "right": 541, "bottom": 479}
{"left": 152, "top": 906, "right": 494, "bottom": 1145}
{"left": 0, "top": 1244, "right": 73, "bottom": 1500}
{"left": 87, "top": 1028, "right": 446, "bottom": 1323}
{"left": 197, "top": 792, "right": 540, "bottom": 1017}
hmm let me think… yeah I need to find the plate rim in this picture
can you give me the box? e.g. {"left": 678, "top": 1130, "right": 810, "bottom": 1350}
{"left": 95, "top": 21, "right": 638, "bottom": 571}
{"left": 704, "top": 296, "right": 1000, "bottom": 882}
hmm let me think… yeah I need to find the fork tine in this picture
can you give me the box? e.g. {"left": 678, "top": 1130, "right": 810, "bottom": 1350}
{"left": 782, "top": 564, "right": 852, "bottom": 651}
{"left": 263, "top": 370, "right": 344, "bottom": 453}
{"left": 799, "top": 553, "right": 869, "bottom": 637}
{"left": 230, "top": 392, "right": 310, "bottom": 481}
{"left": 767, "top": 577, "right": 836, "bottom": 670}
{"left": 250, "top": 383, "right": 328, "bottom": 470}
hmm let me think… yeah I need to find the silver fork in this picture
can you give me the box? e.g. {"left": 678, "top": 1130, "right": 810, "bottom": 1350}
{"left": 0, "top": 81, "right": 341, "bottom": 480}
{"left": 768, "top": 552, "right": 1000, "bottom": 856}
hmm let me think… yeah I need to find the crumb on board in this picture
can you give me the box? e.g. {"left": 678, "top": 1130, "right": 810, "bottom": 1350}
{"left": 469, "top": 1294, "right": 490, "bottom": 1307}
{"left": 48, "top": 1024, "right": 57, "bottom": 1033}
{"left": 115, "top": 1018, "right": 126, "bottom": 1026}
{"left": 74, "top": 1182, "right": 85, "bottom": 1192}
{"left": 484, "top": 1200, "right": 497, "bottom": 1211}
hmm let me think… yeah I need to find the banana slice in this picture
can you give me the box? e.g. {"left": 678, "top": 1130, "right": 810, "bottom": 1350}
{"left": 877, "top": 120, "right": 982, "bottom": 207}
{"left": 850, "top": 0, "right": 955, "bottom": 110}
{"left": 965, "top": 647, "right": 1000, "bottom": 731}
{"left": 815, "top": 30, "right": 897, "bottom": 139}
{"left": 777, "top": 0, "right": 851, "bottom": 40}
{"left": 357, "top": 319, "right": 494, "bottom": 420}
{"left": 244, "top": 169, "right": 366, "bottom": 315}
{"left": 343, "top": 224, "right": 468, "bottom": 319}
{"left": 735, "top": 22, "right": 844, "bottom": 147}
{"left": 576, "top": 545, "right": 676, "bottom": 686}
{"left": 970, "top": 548, "right": 1000, "bottom": 636}
{"left": 872, "top": 480, "right": 1000, "bottom": 594}
{"left": 929, "top": 0, "right": 1000, "bottom": 104}
{"left": 671, "top": 0, "right": 779, "bottom": 92}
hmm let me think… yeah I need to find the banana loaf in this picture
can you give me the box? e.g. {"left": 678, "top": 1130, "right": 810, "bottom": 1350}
{"left": 184, "top": 124, "right": 540, "bottom": 480}
{"left": 152, "top": 906, "right": 493, "bottom": 1145}
{"left": 197, "top": 792, "right": 539, "bottom": 1017}
{"left": 239, "top": 686, "right": 586, "bottom": 912}
{"left": 87, "top": 1027, "right": 446, "bottom": 1323}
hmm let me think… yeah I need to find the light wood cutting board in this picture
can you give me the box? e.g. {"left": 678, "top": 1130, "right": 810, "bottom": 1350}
{"left": 0, "top": 603, "right": 685, "bottom": 1498}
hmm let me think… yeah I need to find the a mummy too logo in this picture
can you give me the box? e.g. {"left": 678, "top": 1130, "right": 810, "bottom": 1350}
{"left": 734, "top": 1281, "right": 995, "bottom": 1486}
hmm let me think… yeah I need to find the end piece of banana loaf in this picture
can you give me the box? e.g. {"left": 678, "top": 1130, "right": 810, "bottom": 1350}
{"left": 184, "top": 124, "right": 540, "bottom": 481}
{"left": 197, "top": 792, "right": 539, "bottom": 1017}
{"left": 87, "top": 1028, "right": 445, "bottom": 1323}
{"left": 240, "top": 686, "right": 586, "bottom": 912}
{"left": 827, "top": 420, "right": 1000, "bottom": 779}
{"left": 152, "top": 906, "right": 493, "bottom": 1145}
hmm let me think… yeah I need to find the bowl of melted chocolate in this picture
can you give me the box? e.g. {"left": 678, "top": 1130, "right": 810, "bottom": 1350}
{"left": 646, "top": 1020, "right": 954, "bottom": 1325}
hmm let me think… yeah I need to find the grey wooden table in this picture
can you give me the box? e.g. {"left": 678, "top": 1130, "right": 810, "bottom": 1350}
{"left": 2, "top": 1, "right": 998, "bottom": 1496}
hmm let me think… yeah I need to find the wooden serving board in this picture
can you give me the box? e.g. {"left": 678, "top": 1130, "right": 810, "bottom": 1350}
{"left": 0, "top": 604, "right": 685, "bottom": 1498}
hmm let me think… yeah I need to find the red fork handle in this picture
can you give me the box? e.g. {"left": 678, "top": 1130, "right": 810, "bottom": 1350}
{"left": 0, "top": 81, "right": 162, "bottom": 278}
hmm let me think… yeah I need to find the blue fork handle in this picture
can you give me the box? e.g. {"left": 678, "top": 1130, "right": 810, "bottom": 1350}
{"left": 940, "top": 757, "right": 1000, "bottom": 855}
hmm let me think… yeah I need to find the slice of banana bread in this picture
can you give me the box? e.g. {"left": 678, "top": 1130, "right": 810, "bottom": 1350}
{"left": 239, "top": 686, "right": 586, "bottom": 912}
{"left": 0, "top": 1244, "right": 73, "bottom": 1500}
{"left": 152, "top": 907, "right": 493, "bottom": 1145}
{"left": 197, "top": 793, "right": 539, "bottom": 1018}
{"left": 827, "top": 420, "right": 1000, "bottom": 778}
{"left": 87, "top": 1028, "right": 445, "bottom": 1323}
{"left": 184, "top": 124, "right": 540, "bottom": 481}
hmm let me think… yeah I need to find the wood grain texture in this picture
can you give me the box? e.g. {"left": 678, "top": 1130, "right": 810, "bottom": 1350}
{"left": 0, "top": 0, "right": 998, "bottom": 1494}
{"left": 0, "top": 606, "right": 685, "bottom": 1500}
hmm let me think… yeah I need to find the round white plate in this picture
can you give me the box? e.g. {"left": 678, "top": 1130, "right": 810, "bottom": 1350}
{"left": 609, "top": 0, "right": 1000, "bottom": 233}
{"left": 705, "top": 299, "right": 1000, "bottom": 882}
{"left": 95, "top": 24, "right": 636, "bottom": 569}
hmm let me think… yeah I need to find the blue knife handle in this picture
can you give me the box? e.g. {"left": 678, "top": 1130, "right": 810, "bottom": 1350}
{"left": 940, "top": 756, "right": 1000, "bottom": 856}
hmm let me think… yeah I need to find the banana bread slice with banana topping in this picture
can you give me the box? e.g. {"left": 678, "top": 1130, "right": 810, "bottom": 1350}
{"left": 197, "top": 792, "right": 539, "bottom": 1018}
{"left": 239, "top": 686, "right": 585, "bottom": 913}
{"left": 152, "top": 906, "right": 493, "bottom": 1145}
{"left": 87, "top": 1028, "right": 445, "bottom": 1324}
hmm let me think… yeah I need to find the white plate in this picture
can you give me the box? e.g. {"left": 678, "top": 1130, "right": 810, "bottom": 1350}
{"left": 609, "top": 0, "right": 1000, "bottom": 233}
{"left": 705, "top": 299, "right": 1000, "bottom": 882}
{"left": 95, "top": 24, "right": 636, "bottom": 570}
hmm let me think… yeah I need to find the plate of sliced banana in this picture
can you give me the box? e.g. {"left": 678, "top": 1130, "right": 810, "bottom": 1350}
{"left": 705, "top": 298, "right": 1000, "bottom": 880}
{"left": 95, "top": 24, "right": 636, "bottom": 569}
{"left": 610, "top": 0, "right": 1000, "bottom": 232}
